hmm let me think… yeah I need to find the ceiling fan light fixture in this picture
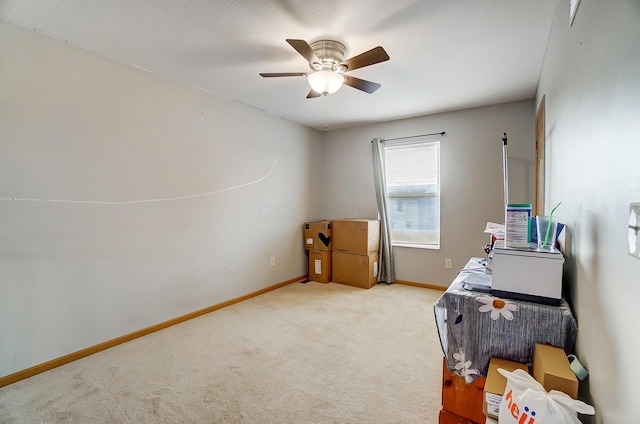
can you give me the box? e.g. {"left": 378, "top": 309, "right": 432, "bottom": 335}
{"left": 308, "top": 71, "right": 344, "bottom": 95}
{"left": 260, "top": 39, "right": 389, "bottom": 98}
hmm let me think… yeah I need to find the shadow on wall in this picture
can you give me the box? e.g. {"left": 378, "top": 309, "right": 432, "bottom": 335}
{"left": 325, "top": 203, "right": 378, "bottom": 220}
{"left": 508, "top": 157, "right": 535, "bottom": 203}
{"left": 254, "top": 202, "right": 377, "bottom": 224}
{"left": 562, "top": 213, "right": 618, "bottom": 424}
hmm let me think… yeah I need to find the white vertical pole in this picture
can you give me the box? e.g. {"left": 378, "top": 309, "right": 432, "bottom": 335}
{"left": 502, "top": 133, "right": 509, "bottom": 226}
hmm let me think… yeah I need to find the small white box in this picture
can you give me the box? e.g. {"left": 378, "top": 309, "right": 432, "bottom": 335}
{"left": 491, "top": 241, "right": 564, "bottom": 304}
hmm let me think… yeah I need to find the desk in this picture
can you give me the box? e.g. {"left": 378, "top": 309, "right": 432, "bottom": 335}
{"left": 434, "top": 258, "right": 577, "bottom": 383}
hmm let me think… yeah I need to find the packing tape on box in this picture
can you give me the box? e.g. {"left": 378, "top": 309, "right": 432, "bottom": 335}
{"left": 567, "top": 354, "right": 589, "bottom": 381}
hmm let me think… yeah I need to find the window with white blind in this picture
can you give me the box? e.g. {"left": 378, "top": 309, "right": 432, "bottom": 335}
{"left": 384, "top": 141, "right": 440, "bottom": 248}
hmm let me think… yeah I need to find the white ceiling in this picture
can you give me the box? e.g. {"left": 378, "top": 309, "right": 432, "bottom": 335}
{"left": 0, "top": 0, "right": 558, "bottom": 131}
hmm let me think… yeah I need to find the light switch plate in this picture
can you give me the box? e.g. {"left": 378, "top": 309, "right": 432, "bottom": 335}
{"left": 628, "top": 203, "right": 640, "bottom": 259}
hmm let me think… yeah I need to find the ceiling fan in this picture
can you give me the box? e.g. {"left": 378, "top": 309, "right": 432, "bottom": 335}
{"left": 260, "top": 39, "right": 390, "bottom": 98}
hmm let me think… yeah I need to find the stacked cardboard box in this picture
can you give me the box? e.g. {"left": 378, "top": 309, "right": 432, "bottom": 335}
{"left": 331, "top": 219, "right": 380, "bottom": 289}
{"left": 304, "top": 221, "right": 332, "bottom": 283}
{"left": 303, "top": 221, "right": 332, "bottom": 252}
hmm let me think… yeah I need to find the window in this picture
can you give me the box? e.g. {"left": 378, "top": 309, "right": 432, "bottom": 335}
{"left": 384, "top": 140, "right": 440, "bottom": 248}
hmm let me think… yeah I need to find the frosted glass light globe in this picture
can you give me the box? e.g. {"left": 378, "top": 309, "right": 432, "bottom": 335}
{"left": 308, "top": 71, "right": 344, "bottom": 95}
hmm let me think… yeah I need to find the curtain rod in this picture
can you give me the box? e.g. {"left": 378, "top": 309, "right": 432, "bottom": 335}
{"left": 378, "top": 131, "right": 445, "bottom": 142}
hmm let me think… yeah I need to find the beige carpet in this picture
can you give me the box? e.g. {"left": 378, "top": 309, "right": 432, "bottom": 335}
{"left": 0, "top": 282, "right": 445, "bottom": 423}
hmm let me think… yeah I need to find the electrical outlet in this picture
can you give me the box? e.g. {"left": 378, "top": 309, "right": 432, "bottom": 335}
{"left": 445, "top": 258, "right": 452, "bottom": 269}
{"left": 270, "top": 256, "right": 276, "bottom": 267}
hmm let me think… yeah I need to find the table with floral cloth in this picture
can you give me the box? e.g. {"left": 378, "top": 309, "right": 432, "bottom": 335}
{"left": 433, "top": 257, "right": 577, "bottom": 384}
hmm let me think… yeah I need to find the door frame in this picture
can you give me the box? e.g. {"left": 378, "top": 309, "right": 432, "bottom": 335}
{"left": 535, "top": 96, "right": 546, "bottom": 216}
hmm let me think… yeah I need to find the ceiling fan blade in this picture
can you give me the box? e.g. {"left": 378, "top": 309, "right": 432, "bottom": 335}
{"left": 260, "top": 72, "right": 307, "bottom": 77}
{"left": 341, "top": 46, "right": 389, "bottom": 71}
{"left": 286, "top": 39, "right": 321, "bottom": 65}
{"left": 306, "top": 90, "right": 321, "bottom": 99}
{"left": 343, "top": 75, "right": 381, "bottom": 94}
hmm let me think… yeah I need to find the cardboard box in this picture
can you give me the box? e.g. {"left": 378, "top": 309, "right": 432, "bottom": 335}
{"left": 308, "top": 250, "right": 331, "bottom": 284}
{"left": 332, "top": 219, "right": 380, "bottom": 255}
{"left": 532, "top": 343, "right": 578, "bottom": 399}
{"left": 332, "top": 251, "right": 378, "bottom": 289}
{"left": 303, "top": 221, "right": 332, "bottom": 251}
{"left": 483, "top": 357, "right": 529, "bottom": 419}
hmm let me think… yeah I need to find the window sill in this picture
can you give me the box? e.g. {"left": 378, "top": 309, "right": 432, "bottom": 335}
{"left": 392, "top": 242, "right": 440, "bottom": 250}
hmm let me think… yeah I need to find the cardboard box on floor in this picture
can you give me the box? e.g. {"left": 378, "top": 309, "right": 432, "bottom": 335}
{"left": 483, "top": 357, "right": 529, "bottom": 419}
{"left": 308, "top": 250, "right": 331, "bottom": 284}
{"left": 332, "top": 219, "right": 380, "bottom": 255}
{"left": 303, "top": 221, "right": 332, "bottom": 251}
{"left": 533, "top": 343, "right": 578, "bottom": 399}
{"left": 332, "top": 251, "right": 378, "bottom": 289}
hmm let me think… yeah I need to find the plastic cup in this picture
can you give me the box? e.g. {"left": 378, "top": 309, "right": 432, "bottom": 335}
{"left": 536, "top": 215, "right": 557, "bottom": 249}
{"left": 567, "top": 354, "right": 589, "bottom": 381}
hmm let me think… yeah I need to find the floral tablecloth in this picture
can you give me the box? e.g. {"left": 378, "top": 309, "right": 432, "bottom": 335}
{"left": 433, "top": 258, "right": 577, "bottom": 383}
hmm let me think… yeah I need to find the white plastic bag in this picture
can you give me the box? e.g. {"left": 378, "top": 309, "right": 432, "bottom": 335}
{"left": 498, "top": 368, "right": 595, "bottom": 424}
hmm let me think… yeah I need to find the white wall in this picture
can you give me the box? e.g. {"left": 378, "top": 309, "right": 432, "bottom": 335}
{"left": 0, "top": 20, "right": 324, "bottom": 378}
{"left": 537, "top": 1, "right": 640, "bottom": 422}
{"left": 323, "top": 100, "right": 535, "bottom": 286}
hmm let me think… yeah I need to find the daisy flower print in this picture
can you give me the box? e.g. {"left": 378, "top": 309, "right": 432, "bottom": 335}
{"left": 477, "top": 296, "right": 519, "bottom": 320}
{"left": 453, "top": 350, "right": 480, "bottom": 384}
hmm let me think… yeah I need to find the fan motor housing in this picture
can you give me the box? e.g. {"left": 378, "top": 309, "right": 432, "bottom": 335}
{"left": 310, "top": 40, "right": 347, "bottom": 72}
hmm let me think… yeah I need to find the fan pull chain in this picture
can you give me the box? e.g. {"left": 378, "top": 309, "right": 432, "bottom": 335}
{"left": 324, "top": 94, "right": 329, "bottom": 131}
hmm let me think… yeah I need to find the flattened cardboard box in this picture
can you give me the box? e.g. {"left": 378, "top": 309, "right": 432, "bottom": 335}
{"left": 308, "top": 250, "right": 331, "bottom": 284}
{"left": 483, "top": 357, "right": 529, "bottom": 419}
{"left": 532, "top": 343, "right": 578, "bottom": 399}
{"left": 303, "top": 221, "right": 332, "bottom": 251}
{"left": 332, "top": 219, "right": 380, "bottom": 255}
{"left": 332, "top": 251, "right": 378, "bottom": 289}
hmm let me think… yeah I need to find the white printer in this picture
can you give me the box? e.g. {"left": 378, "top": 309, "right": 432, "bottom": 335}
{"left": 490, "top": 241, "right": 564, "bottom": 305}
